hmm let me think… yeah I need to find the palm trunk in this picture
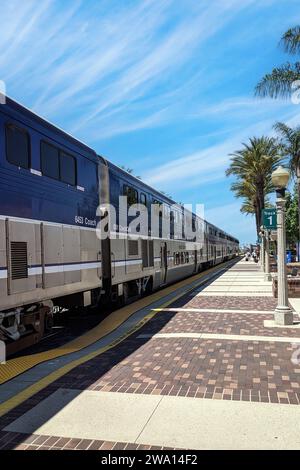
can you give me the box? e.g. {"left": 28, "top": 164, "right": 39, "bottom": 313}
{"left": 297, "top": 176, "right": 300, "bottom": 260}
{"left": 257, "top": 186, "right": 264, "bottom": 235}
{"left": 255, "top": 206, "right": 260, "bottom": 236}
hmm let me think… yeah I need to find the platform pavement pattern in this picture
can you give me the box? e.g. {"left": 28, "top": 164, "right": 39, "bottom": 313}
{"left": 1, "top": 260, "right": 300, "bottom": 450}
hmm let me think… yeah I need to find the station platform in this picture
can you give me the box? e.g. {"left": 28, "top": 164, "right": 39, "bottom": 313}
{"left": 1, "top": 259, "right": 300, "bottom": 450}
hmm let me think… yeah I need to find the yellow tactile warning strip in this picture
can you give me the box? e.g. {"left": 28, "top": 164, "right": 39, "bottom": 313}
{"left": 0, "top": 261, "right": 235, "bottom": 418}
{"left": 0, "top": 261, "right": 232, "bottom": 387}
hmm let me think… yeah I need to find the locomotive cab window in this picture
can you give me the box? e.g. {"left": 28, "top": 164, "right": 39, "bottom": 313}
{"left": 41, "top": 141, "right": 59, "bottom": 180}
{"left": 6, "top": 124, "right": 30, "bottom": 169}
{"left": 60, "top": 152, "right": 76, "bottom": 186}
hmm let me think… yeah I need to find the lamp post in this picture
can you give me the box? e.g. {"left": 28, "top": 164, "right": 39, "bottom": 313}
{"left": 271, "top": 166, "right": 293, "bottom": 325}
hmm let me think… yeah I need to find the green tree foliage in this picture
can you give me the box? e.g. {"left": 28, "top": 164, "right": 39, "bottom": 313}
{"left": 274, "top": 122, "right": 300, "bottom": 175}
{"left": 285, "top": 185, "right": 299, "bottom": 244}
{"left": 255, "top": 26, "right": 300, "bottom": 98}
{"left": 226, "top": 137, "right": 282, "bottom": 235}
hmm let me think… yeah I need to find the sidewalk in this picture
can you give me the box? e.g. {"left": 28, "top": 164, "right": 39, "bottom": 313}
{"left": 1, "top": 259, "right": 300, "bottom": 450}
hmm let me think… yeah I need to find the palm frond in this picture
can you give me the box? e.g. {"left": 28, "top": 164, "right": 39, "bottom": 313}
{"left": 274, "top": 121, "right": 300, "bottom": 175}
{"left": 281, "top": 26, "right": 300, "bottom": 55}
{"left": 240, "top": 201, "right": 255, "bottom": 215}
{"left": 255, "top": 62, "right": 300, "bottom": 98}
{"left": 273, "top": 122, "right": 294, "bottom": 140}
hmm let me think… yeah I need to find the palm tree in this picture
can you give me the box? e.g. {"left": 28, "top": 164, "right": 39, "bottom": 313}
{"left": 255, "top": 26, "right": 300, "bottom": 98}
{"left": 226, "top": 136, "right": 282, "bottom": 235}
{"left": 274, "top": 122, "right": 300, "bottom": 173}
{"left": 274, "top": 122, "right": 300, "bottom": 240}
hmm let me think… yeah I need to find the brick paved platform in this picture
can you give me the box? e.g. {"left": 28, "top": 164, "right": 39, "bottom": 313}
{"left": 1, "top": 259, "right": 300, "bottom": 450}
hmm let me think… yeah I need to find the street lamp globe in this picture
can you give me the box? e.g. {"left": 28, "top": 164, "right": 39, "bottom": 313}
{"left": 271, "top": 166, "right": 290, "bottom": 189}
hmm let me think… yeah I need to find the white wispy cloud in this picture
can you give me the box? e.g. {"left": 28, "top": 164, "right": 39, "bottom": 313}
{"left": 0, "top": 0, "right": 260, "bottom": 139}
{"left": 142, "top": 106, "right": 300, "bottom": 190}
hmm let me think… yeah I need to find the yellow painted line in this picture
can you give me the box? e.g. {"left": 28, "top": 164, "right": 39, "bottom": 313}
{"left": 0, "top": 261, "right": 234, "bottom": 418}
{"left": 0, "top": 261, "right": 232, "bottom": 386}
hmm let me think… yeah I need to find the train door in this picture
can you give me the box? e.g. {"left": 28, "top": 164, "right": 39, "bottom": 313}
{"left": 206, "top": 237, "right": 209, "bottom": 263}
{"left": 194, "top": 249, "right": 197, "bottom": 273}
{"left": 160, "top": 242, "right": 168, "bottom": 285}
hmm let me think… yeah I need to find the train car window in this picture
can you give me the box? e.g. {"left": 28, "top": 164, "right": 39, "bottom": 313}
{"left": 41, "top": 141, "right": 59, "bottom": 180}
{"left": 159, "top": 212, "right": 163, "bottom": 239}
{"left": 141, "top": 239, "right": 148, "bottom": 268}
{"left": 140, "top": 193, "right": 147, "bottom": 206}
{"left": 128, "top": 239, "right": 139, "bottom": 256}
{"left": 6, "top": 124, "right": 30, "bottom": 169}
{"left": 124, "top": 185, "right": 138, "bottom": 205}
{"left": 132, "top": 188, "right": 138, "bottom": 205}
{"left": 141, "top": 239, "right": 154, "bottom": 268}
{"left": 60, "top": 152, "right": 76, "bottom": 186}
{"left": 170, "top": 211, "right": 174, "bottom": 239}
{"left": 148, "top": 240, "right": 154, "bottom": 267}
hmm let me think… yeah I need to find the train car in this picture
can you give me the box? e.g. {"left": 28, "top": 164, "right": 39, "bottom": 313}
{"left": 0, "top": 97, "right": 239, "bottom": 353}
{"left": 98, "top": 161, "right": 239, "bottom": 305}
{"left": 0, "top": 98, "right": 102, "bottom": 352}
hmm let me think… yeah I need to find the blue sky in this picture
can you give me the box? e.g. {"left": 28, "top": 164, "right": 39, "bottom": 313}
{"left": 1, "top": 0, "right": 300, "bottom": 244}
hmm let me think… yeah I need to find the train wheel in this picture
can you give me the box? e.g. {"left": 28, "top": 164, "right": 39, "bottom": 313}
{"left": 44, "top": 311, "right": 54, "bottom": 332}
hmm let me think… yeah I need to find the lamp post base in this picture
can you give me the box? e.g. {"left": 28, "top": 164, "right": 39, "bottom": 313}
{"left": 274, "top": 307, "right": 294, "bottom": 326}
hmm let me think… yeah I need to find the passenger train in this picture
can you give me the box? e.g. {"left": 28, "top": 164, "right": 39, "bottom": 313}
{"left": 0, "top": 98, "right": 239, "bottom": 353}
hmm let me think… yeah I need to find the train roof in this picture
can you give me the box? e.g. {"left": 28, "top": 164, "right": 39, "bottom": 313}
{"left": 1, "top": 96, "right": 97, "bottom": 159}
{"left": 104, "top": 160, "right": 239, "bottom": 244}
